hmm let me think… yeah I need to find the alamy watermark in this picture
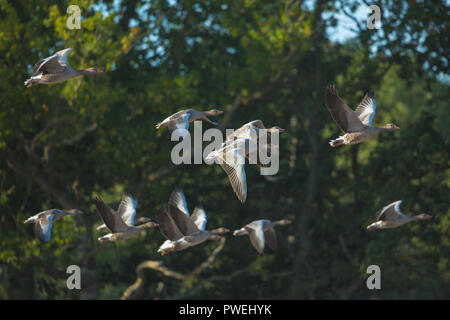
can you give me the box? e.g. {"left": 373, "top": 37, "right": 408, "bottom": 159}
{"left": 67, "top": 5, "right": 81, "bottom": 30}
{"left": 366, "top": 5, "right": 381, "bottom": 30}
{"left": 170, "top": 122, "right": 280, "bottom": 176}
{"left": 366, "top": 265, "right": 381, "bottom": 290}
{"left": 66, "top": 265, "right": 81, "bottom": 289}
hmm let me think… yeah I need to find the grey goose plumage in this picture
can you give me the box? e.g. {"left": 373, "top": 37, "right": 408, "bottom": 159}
{"left": 367, "top": 200, "right": 432, "bottom": 230}
{"left": 156, "top": 187, "right": 229, "bottom": 255}
{"left": 24, "top": 48, "right": 103, "bottom": 87}
{"left": 94, "top": 195, "right": 158, "bottom": 242}
{"left": 205, "top": 120, "right": 285, "bottom": 203}
{"left": 233, "top": 219, "right": 291, "bottom": 254}
{"left": 24, "top": 209, "right": 83, "bottom": 243}
{"left": 325, "top": 85, "right": 399, "bottom": 146}
{"left": 156, "top": 109, "right": 224, "bottom": 139}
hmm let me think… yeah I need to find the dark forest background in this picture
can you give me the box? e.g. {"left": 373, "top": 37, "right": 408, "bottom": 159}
{"left": 0, "top": 0, "right": 449, "bottom": 299}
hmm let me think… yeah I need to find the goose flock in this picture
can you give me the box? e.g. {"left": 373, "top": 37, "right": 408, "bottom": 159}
{"left": 23, "top": 49, "right": 432, "bottom": 256}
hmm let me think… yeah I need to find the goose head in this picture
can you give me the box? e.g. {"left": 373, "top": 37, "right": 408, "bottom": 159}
{"left": 204, "top": 109, "right": 224, "bottom": 116}
{"left": 141, "top": 221, "right": 159, "bottom": 228}
{"left": 135, "top": 217, "right": 153, "bottom": 225}
{"left": 276, "top": 219, "right": 292, "bottom": 226}
{"left": 382, "top": 123, "right": 400, "bottom": 131}
{"left": 211, "top": 227, "right": 230, "bottom": 235}
{"left": 417, "top": 213, "right": 432, "bottom": 220}
{"left": 268, "top": 126, "right": 285, "bottom": 133}
{"left": 82, "top": 67, "right": 104, "bottom": 74}
{"left": 66, "top": 209, "right": 84, "bottom": 216}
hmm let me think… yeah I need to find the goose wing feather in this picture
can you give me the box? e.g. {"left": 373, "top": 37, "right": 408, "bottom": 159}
{"left": 354, "top": 91, "right": 376, "bottom": 125}
{"left": 325, "top": 85, "right": 365, "bottom": 132}
{"left": 94, "top": 198, "right": 128, "bottom": 233}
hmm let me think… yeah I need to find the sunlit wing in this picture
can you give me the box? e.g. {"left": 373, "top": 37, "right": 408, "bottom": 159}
{"left": 35, "top": 214, "right": 53, "bottom": 243}
{"left": 217, "top": 146, "right": 247, "bottom": 203}
{"left": 117, "top": 194, "right": 138, "bottom": 226}
{"left": 354, "top": 91, "right": 376, "bottom": 125}
{"left": 56, "top": 48, "right": 72, "bottom": 67}
{"left": 191, "top": 205, "right": 207, "bottom": 231}
{"left": 245, "top": 221, "right": 265, "bottom": 254}
{"left": 168, "top": 113, "right": 190, "bottom": 139}
{"left": 33, "top": 54, "right": 62, "bottom": 74}
{"left": 377, "top": 200, "right": 403, "bottom": 221}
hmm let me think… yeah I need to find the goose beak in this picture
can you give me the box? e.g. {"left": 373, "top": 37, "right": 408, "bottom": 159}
{"left": 97, "top": 69, "right": 104, "bottom": 74}
{"left": 278, "top": 128, "right": 285, "bottom": 133}
{"left": 393, "top": 125, "right": 400, "bottom": 130}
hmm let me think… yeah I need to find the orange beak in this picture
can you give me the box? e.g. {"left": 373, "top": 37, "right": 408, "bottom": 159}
{"left": 393, "top": 125, "right": 400, "bottom": 130}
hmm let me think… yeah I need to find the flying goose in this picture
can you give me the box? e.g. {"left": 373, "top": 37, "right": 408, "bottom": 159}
{"left": 94, "top": 197, "right": 158, "bottom": 242}
{"left": 24, "top": 48, "right": 103, "bottom": 87}
{"left": 325, "top": 85, "right": 399, "bottom": 147}
{"left": 96, "top": 194, "right": 152, "bottom": 232}
{"left": 205, "top": 120, "right": 285, "bottom": 203}
{"left": 156, "top": 109, "right": 224, "bottom": 140}
{"left": 225, "top": 120, "right": 285, "bottom": 146}
{"left": 367, "top": 200, "right": 431, "bottom": 230}
{"left": 156, "top": 187, "right": 229, "bottom": 255}
{"left": 24, "top": 209, "right": 83, "bottom": 243}
{"left": 233, "top": 219, "right": 292, "bottom": 254}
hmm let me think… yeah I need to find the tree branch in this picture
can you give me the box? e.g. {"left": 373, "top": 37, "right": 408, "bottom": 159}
{"left": 44, "top": 122, "right": 98, "bottom": 159}
{"left": 121, "top": 238, "right": 226, "bottom": 300}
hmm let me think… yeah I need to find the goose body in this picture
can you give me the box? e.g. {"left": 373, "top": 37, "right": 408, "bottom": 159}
{"left": 205, "top": 120, "right": 284, "bottom": 203}
{"left": 225, "top": 120, "right": 284, "bottom": 145}
{"left": 24, "top": 209, "right": 83, "bottom": 243}
{"left": 156, "top": 187, "right": 229, "bottom": 255}
{"left": 233, "top": 219, "right": 291, "bottom": 254}
{"left": 94, "top": 195, "right": 158, "bottom": 242}
{"left": 325, "top": 85, "right": 399, "bottom": 146}
{"left": 366, "top": 200, "right": 431, "bottom": 230}
{"left": 156, "top": 109, "right": 223, "bottom": 139}
{"left": 24, "top": 48, "right": 103, "bottom": 87}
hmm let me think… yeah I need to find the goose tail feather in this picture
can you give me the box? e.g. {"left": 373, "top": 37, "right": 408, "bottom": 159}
{"left": 329, "top": 137, "right": 345, "bottom": 147}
